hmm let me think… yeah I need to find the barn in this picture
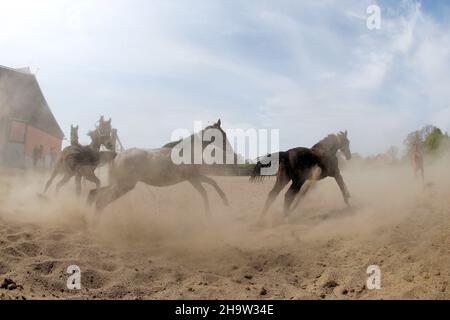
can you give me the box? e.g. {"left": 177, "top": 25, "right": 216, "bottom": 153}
{"left": 0, "top": 65, "right": 64, "bottom": 169}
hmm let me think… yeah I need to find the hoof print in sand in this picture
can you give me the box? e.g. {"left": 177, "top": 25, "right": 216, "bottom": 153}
{"left": 32, "top": 261, "right": 58, "bottom": 275}
{"left": 81, "top": 270, "right": 107, "bottom": 289}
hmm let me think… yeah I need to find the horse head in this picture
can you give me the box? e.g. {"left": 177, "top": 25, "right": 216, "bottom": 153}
{"left": 337, "top": 130, "right": 351, "bottom": 160}
{"left": 202, "top": 119, "right": 236, "bottom": 164}
{"left": 88, "top": 125, "right": 114, "bottom": 151}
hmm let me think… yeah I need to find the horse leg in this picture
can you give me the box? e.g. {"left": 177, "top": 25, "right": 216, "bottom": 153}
{"left": 334, "top": 172, "right": 350, "bottom": 206}
{"left": 198, "top": 175, "right": 229, "bottom": 206}
{"left": 84, "top": 169, "right": 101, "bottom": 193}
{"left": 420, "top": 161, "right": 424, "bottom": 181}
{"left": 43, "top": 161, "right": 61, "bottom": 193}
{"left": 188, "top": 178, "right": 211, "bottom": 216}
{"left": 95, "top": 183, "right": 136, "bottom": 211}
{"left": 55, "top": 172, "right": 73, "bottom": 194}
{"left": 75, "top": 173, "right": 82, "bottom": 197}
{"left": 88, "top": 186, "right": 108, "bottom": 205}
{"left": 283, "top": 180, "right": 303, "bottom": 222}
{"left": 291, "top": 166, "right": 322, "bottom": 211}
{"left": 260, "top": 169, "right": 289, "bottom": 219}
{"left": 44, "top": 170, "right": 58, "bottom": 193}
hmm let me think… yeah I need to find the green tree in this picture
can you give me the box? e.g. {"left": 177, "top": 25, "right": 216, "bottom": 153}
{"left": 423, "top": 127, "right": 443, "bottom": 153}
{"left": 404, "top": 125, "right": 433, "bottom": 152}
{"left": 404, "top": 125, "right": 450, "bottom": 156}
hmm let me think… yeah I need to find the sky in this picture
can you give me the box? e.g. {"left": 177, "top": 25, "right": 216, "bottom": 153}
{"left": 1, "top": 0, "right": 450, "bottom": 157}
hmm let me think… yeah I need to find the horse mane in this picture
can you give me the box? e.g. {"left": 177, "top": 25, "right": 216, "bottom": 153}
{"left": 162, "top": 140, "right": 182, "bottom": 149}
{"left": 161, "top": 126, "right": 238, "bottom": 163}
{"left": 162, "top": 126, "right": 217, "bottom": 149}
{"left": 312, "top": 134, "right": 338, "bottom": 152}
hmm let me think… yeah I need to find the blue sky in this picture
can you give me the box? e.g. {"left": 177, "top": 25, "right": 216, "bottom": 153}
{"left": 1, "top": 0, "right": 450, "bottom": 156}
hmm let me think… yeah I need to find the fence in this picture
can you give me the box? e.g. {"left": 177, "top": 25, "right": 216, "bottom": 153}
{"left": 199, "top": 165, "right": 255, "bottom": 177}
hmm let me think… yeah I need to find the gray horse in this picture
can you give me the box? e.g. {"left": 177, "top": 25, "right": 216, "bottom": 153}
{"left": 88, "top": 120, "right": 235, "bottom": 215}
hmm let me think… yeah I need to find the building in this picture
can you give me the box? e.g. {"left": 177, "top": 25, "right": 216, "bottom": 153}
{"left": 0, "top": 65, "right": 64, "bottom": 168}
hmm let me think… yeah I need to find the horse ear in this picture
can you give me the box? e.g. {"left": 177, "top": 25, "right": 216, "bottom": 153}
{"left": 217, "top": 119, "right": 221, "bottom": 127}
{"left": 344, "top": 130, "right": 348, "bottom": 137}
{"left": 108, "top": 118, "right": 112, "bottom": 124}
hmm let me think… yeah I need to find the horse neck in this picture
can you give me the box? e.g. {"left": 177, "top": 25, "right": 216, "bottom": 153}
{"left": 200, "top": 130, "right": 238, "bottom": 163}
{"left": 312, "top": 135, "right": 339, "bottom": 157}
{"left": 182, "top": 131, "right": 212, "bottom": 151}
{"left": 180, "top": 131, "right": 231, "bottom": 163}
{"left": 89, "top": 139, "right": 101, "bottom": 152}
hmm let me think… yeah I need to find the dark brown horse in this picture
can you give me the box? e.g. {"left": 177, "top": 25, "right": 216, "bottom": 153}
{"left": 44, "top": 119, "right": 115, "bottom": 195}
{"left": 88, "top": 120, "right": 234, "bottom": 214}
{"left": 251, "top": 131, "right": 352, "bottom": 222}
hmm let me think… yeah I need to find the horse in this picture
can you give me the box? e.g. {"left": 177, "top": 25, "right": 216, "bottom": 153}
{"left": 88, "top": 119, "right": 233, "bottom": 215}
{"left": 411, "top": 143, "right": 424, "bottom": 181}
{"left": 43, "top": 118, "right": 115, "bottom": 196}
{"left": 250, "top": 131, "right": 352, "bottom": 222}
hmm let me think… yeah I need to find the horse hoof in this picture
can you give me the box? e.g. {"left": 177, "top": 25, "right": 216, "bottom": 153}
{"left": 283, "top": 216, "right": 290, "bottom": 224}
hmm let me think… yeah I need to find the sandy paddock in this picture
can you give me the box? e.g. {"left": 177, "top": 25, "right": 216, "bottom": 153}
{"left": 0, "top": 162, "right": 449, "bottom": 300}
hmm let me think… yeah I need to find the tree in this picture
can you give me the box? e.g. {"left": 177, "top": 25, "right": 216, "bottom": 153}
{"left": 404, "top": 125, "right": 450, "bottom": 156}
{"left": 404, "top": 125, "right": 434, "bottom": 154}
{"left": 424, "top": 127, "right": 442, "bottom": 153}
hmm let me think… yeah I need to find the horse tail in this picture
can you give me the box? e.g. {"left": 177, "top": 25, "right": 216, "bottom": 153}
{"left": 250, "top": 152, "right": 287, "bottom": 183}
{"left": 249, "top": 161, "right": 264, "bottom": 182}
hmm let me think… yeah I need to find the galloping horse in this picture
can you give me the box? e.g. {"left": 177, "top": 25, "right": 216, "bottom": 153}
{"left": 411, "top": 143, "right": 424, "bottom": 181}
{"left": 88, "top": 119, "right": 233, "bottom": 215}
{"left": 251, "top": 131, "right": 352, "bottom": 222}
{"left": 44, "top": 118, "right": 115, "bottom": 196}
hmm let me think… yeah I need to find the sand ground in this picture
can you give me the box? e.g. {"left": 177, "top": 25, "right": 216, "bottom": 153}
{"left": 0, "top": 162, "right": 449, "bottom": 300}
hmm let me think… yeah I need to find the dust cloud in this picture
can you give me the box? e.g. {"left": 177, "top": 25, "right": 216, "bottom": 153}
{"left": 0, "top": 158, "right": 449, "bottom": 299}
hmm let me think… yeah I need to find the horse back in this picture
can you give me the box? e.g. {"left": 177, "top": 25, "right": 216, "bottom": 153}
{"left": 285, "top": 147, "right": 335, "bottom": 178}
{"left": 111, "top": 148, "right": 186, "bottom": 186}
{"left": 286, "top": 147, "right": 322, "bottom": 167}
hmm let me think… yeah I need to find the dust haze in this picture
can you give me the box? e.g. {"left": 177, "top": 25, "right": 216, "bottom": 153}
{"left": 0, "top": 155, "right": 449, "bottom": 300}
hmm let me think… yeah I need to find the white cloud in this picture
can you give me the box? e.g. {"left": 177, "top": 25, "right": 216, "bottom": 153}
{"left": 1, "top": 0, "right": 450, "bottom": 156}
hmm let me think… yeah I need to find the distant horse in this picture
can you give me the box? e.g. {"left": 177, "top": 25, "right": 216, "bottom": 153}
{"left": 411, "top": 143, "right": 424, "bottom": 181}
{"left": 250, "top": 131, "right": 352, "bottom": 222}
{"left": 44, "top": 118, "right": 115, "bottom": 196}
{"left": 88, "top": 119, "right": 233, "bottom": 214}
